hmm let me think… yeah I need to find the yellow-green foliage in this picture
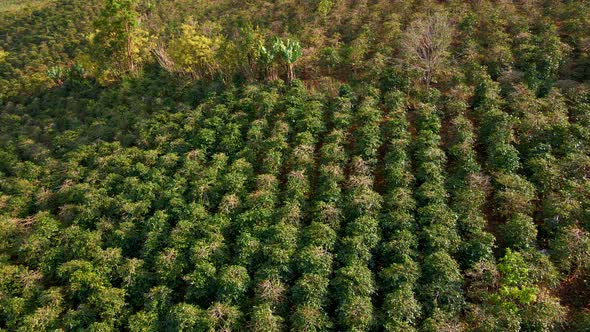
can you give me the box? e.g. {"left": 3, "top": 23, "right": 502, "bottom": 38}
{"left": 168, "top": 24, "right": 222, "bottom": 79}
{"left": 0, "top": 49, "right": 8, "bottom": 63}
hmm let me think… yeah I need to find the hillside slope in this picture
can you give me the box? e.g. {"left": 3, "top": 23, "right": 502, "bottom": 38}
{"left": 1, "top": 1, "right": 589, "bottom": 331}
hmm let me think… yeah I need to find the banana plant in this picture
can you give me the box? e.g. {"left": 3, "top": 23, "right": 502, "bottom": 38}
{"left": 257, "top": 41, "right": 276, "bottom": 81}
{"left": 47, "top": 66, "right": 64, "bottom": 86}
{"left": 273, "top": 37, "right": 302, "bottom": 83}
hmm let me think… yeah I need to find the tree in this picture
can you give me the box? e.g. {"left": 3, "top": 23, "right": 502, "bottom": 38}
{"left": 420, "top": 251, "right": 464, "bottom": 320}
{"left": 168, "top": 303, "right": 213, "bottom": 331}
{"left": 93, "top": 0, "right": 149, "bottom": 79}
{"left": 234, "top": 23, "right": 265, "bottom": 80}
{"left": 402, "top": 13, "right": 453, "bottom": 88}
{"left": 0, "top": 49, "right": 8, "bottom": 63}
{"left": 466, "top": 250, "right": 566, "bottom": 331}
{"left": 317, "top": 0, "right": 334, "bottom": 19}
{"left": 495, "top": 249, "right": 538, "bottom": 310}
{"left": 273, "top": 38, "right": 302, "bottom": 83}
{"left": 168, "top": 23, "right": 223, "bottom": 80}
{"left": 514, "top": 22, "right": 569, "bottom": 95}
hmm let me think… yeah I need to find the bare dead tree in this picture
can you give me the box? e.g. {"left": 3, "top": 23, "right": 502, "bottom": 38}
{"left": 402, "top": 13, "right": 453, "bottom": 88}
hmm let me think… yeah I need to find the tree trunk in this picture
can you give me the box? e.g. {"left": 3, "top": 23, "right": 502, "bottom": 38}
{"left": 125, "top": 23, "right": 135, "bottom": 74}
{"left": 287, "top": 63, "right": 295, "bottom": 84}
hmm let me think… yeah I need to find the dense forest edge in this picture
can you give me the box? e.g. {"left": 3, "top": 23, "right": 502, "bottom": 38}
{"left": 1, "top": 0, "right": 590, "bottom": 331}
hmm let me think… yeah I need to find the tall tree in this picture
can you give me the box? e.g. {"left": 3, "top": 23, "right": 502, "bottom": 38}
{"left": 93, "top": 0, "right": 148, "bottom": 78}
{"left": 168, "top": 23, "right": 223, "bottom": 80}
{"left": 402, "top": 13, "right": 452, "bottom": 88}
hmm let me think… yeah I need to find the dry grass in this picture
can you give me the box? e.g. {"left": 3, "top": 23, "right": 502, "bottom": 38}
{"left": 0, "top": 0, "right": 52, "bottom": 14}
